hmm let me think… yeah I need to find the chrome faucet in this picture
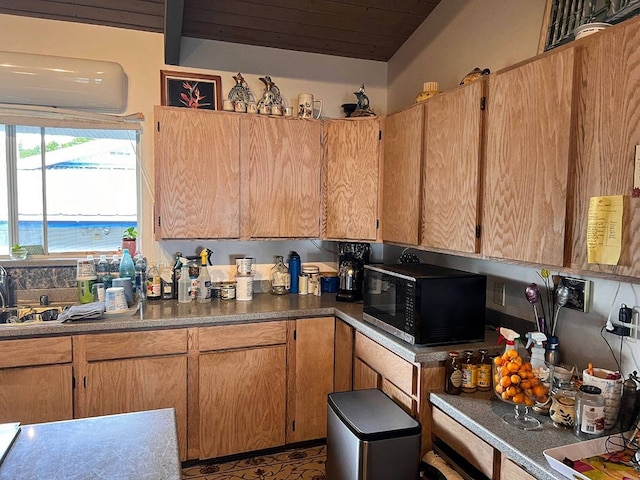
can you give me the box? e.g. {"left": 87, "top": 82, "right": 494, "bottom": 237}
{"left": 0, "top": 265, "right": 8, "bottom": 308}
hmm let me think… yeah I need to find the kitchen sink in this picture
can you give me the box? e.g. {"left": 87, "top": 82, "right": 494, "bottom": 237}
{"left": 0, "top": 303, "right": 72, "bottom": 326}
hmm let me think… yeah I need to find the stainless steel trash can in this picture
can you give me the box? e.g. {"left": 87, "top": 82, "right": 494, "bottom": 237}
{"left": 326, "top": 389, "right": 421, "bottom": 480}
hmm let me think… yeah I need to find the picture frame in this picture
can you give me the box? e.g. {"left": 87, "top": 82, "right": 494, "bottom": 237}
{"left": 160, "top": 70, "right": 222, "bottom": 110}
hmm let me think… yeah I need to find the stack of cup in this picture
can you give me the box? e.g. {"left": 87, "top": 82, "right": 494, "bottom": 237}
{"left": 77, "top": 257, "right": 97, "bottom": 304}
{"left": 235, "top": 257, "right": 254, "bottom": 301}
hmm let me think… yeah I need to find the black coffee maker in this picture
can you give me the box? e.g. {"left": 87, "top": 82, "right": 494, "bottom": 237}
{"left": 336, "top": 242, "right": 370, "bottom": 302}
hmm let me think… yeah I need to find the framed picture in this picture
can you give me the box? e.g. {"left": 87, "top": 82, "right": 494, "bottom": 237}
{"left": 160, "top": 70, "right": 222, "bottom": 110}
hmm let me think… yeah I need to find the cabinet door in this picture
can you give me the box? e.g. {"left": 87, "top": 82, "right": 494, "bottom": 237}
{"left": 324, "top": 118, "right": 380, "bottom": 241}
{"left": 199, "top": 345, "right": 286, "bottom": 459}
{"left": 483, "top": 48, "right": 575, "bottom": 266}
{"left": 84, "top": 356, "right": 188, "bottom": 460}
{"left": 242, "top": 117, "right": 322, "bottom": 238}
{"left": 287, "top": 317, "right": 335, "bottom": 443}
{"left": 353, "top": 357, "right": 379, "bottom": 390}
{"left": 154, "top": 106, "right": 241, "bottom": 239}
{"left": 568, "top": 23, "right": 640, "bottom": 277}
{"left": 0, "top": 365, "right": 73, "bottom": 424}
{"left": 422, "top": 81, "right": 483, "bottom": 253}
{"left": 501, "top": 457, "right": 536, "bottom": 480}
{"left": 382, "top": 104, "right": 424, "bottom": 244}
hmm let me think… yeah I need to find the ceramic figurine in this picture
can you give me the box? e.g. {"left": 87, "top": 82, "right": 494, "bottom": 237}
{"left": 460, "top": 67, "right": 491, "bottom": 85}
{"left": 227, "top": 73, "right": 255, "bottom": 104}
{"left": 350, "top": 84, "right": 375, "bottom": 117}
{"left": 257, "top": 76, "right": 283, "bottom": 108}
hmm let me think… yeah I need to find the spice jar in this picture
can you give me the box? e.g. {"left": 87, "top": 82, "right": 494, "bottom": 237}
{"left": 444, "top": 352, "right": 462, "bottom": 395}
{"left": 574, "top": 385, "right": 605, "bottom": 439}
{"left": 476, "top": 349, "right": 492, "bottom": 392}
{"left": 461, "top": 350, "right": 477, "bottom": 393}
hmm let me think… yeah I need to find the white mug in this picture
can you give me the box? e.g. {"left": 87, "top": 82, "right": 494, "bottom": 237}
{"left": 298, "top": 93, "right": 322, "bottom": 119}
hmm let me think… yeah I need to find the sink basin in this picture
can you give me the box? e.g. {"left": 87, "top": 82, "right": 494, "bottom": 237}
{"left": 0, "top": 304, "right": 71, "bottom": 326}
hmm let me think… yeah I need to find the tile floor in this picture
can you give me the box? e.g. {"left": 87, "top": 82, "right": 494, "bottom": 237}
{"left": 181, "top": 444, "right": 326, "bottom": 480}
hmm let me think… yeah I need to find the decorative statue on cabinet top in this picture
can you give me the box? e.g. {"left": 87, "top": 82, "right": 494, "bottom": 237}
{"left": 227, "top": 73, "right": 255, "bottom": 104}
{"left": 257, "top": 76, "right": 284, "bottom": 108}
{"left": 350, "top": 84, "right": 375, "bottom": 117}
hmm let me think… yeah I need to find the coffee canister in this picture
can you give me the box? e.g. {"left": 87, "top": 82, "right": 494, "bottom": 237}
{"left": 220, "top": 282, "right": 236, "bottom": 300}
{"left": 235, "top": 275, "right": 253, "bottom": 301}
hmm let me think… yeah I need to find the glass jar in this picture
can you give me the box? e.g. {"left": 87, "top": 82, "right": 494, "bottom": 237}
{"left": 574, "top": 385, "right": 605, "bottom": 439}
{"left": 461, "top": 350, "right": 477, "bottom": 393}
{"left": 476, "top": 349, "right": 492, "bottom": 391}
{"left": 444, "top": 351, "right": 462, "bottom": 395}
{"left": 550, "top": 379, "right": 577, "bottom": 429}
{"left": 270, "top": 256, "right": 290, "bottom": 295}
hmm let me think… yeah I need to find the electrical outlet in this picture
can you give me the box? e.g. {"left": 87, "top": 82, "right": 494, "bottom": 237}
{"left": 559, "top": 277, "right": 591, "bottom": 313}
{"left": 493, "top": 281, "right": 506, "bottom": 307}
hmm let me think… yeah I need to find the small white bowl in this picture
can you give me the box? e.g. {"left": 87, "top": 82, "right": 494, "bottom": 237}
{"left": 575, "top": 22, "right": 611, "bottom": 40}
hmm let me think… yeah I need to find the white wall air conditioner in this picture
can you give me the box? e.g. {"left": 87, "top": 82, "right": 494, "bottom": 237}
{"left": 0, "top": 51, "right": 127, "bottom": 112}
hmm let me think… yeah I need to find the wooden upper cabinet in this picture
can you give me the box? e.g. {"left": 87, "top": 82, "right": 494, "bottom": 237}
{"left": 323, "top": 117, "right": 381, "bottom": 241}
{"left": 568, "top": 21, "right": 640, "bottom": 277}
{"left": 242, "top": 117, "right": 322, "bottom": 238}
{"left": 154, "top": 106, "right": 241, "bottom": 239}
{"left": 421, "top": 81, "right": 484, "bottom": 253}
{"left": 482, "top": 47, "right": 576, "bottom": 266}
{"left": 382, "top": 103, "right": 425, "bottom": 245}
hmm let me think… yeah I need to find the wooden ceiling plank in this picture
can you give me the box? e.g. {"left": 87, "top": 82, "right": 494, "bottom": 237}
{"left": 182, "top": 9, "right": 408, "bottom": 47}
{"left": 187, "top": 0, "right": 427, "bottom": 30}
{"left": 165, "top": 0, "right": 184, "bottom": 65}
{"left": 184, "top": 22, "right": 397, "bottom": 61}
{"left": 327, "top": 0, "right": 440, "bottom": 16}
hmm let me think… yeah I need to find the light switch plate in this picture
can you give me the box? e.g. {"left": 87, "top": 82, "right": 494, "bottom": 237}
{"left": 493, "top": 281, "right": 506, "bottom": 306}
{"left": 560, "top": 277, "right": 591, "bottom": 313}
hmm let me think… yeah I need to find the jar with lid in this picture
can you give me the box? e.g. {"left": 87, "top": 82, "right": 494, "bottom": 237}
{"left": 461, "top": 350, "right": 477, "bottom": 393}
{"left": 445, "top": 351, "right": 462, "bottom": 395}
{"left": 270, "top": 256, "right": 290, "bottom": 295}
{"left": 550, "top": 379, "right": 577, "bottom": 429}
{"left": 574, "top": 385, "right": 605, "bottom": 439}
{"left": 476, "top": 349, "right": 492, "bottom": 391}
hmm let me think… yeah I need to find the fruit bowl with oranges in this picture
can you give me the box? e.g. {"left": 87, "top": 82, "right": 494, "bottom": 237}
{"left": 493, "top": 348, "right": 551, "bottom": 429}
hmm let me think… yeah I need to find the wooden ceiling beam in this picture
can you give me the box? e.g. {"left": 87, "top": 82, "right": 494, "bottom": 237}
{"left": 164, "top": 0, "right": 184, "bottom": 65}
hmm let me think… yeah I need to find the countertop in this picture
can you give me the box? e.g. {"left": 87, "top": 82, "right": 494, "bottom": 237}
{"left": 0, "top": 408, "right": 181, "bottom": 480}
{"left": 0, "top": 293, "right": 501, "bottom": 364}
{"left": 430, "top": 391, "right": 582, "bottom": 480}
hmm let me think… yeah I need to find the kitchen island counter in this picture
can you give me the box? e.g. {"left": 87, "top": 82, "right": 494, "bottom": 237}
{"left": 0, "top": 294, "right": 499, "bottom": 363}
{"left": 0, "top": 408, "right": 180, "bottom": 480}
{"left": 430, "top": 391, "right": 581, "bottom": 480}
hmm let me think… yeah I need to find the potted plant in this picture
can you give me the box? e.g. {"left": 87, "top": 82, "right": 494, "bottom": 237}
{"left": 10, "top": 243, "right": 28, "bottom": 260}
{"left": 121, "top": 227, "right": 138, "bottom": 256}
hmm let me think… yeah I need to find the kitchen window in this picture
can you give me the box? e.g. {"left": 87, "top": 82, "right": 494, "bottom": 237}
{"left": 0, "top": 117, "right": 140, "bottom": 256}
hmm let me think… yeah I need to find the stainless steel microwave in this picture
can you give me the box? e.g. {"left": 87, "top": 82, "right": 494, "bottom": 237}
{"left": 363, "top": 264, "right": 487, "bottom": 346}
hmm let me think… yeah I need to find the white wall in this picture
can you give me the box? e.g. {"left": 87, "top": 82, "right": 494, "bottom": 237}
{"left": 387, "top": 0, "right": 547, "bottom": 112}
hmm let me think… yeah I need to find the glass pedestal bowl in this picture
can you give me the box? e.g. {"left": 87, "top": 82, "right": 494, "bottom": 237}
{"left": 493, "top": 350, "right": 551, "bottom": 430}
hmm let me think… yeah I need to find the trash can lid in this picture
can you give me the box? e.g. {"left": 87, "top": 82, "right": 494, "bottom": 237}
{"left": 328, "top": 389, "right": 421, "bottom": 441}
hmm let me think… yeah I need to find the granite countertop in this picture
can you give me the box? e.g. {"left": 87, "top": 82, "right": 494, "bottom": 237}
{"left": 0, "top": 293, "right": 501, "bottom": 364}
{"left": 0, "top": 408, "right": 181, "bottom": 480}
{"left": 430, "top": 391, "right": 582, "bottom": 480}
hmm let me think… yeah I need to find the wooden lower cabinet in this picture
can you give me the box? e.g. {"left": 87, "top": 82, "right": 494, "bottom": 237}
{"left": 0, "top": 337, "right": 73, "bottom": 425}
{"left": 76, "top": 330, "right": 189, "bottom": 460}
{"left": 501, "top": 457, "right": 536, "bottom": 480}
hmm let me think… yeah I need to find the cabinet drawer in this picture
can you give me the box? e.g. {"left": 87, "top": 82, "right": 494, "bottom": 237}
{"left": 84, "top": 329, "right": 188, "bottom": 361}
{"left": 501, "top": 457, "right": 536, "bottom": 480}
{"left": 199, "top": 321, "right": 287, "bottom": 351}
{"left": 355, "top": 332, "right": 416, "bottom": 395}
{"left": 0, "top": 337, "right": 72, "bottom": 368}
{"left": 431, "top": 407, "right": 494, "bottom": 479}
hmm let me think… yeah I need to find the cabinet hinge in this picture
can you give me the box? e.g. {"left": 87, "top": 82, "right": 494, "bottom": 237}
{"left": 480, "top": 97, "right": 486, "bottom": 111}
{"left": 293, "top": 329, "right": 297, "bottom": 341}
{"left": 157, "top": 216, "right": 161, "bottom": 227}
{"left": 376, "top": 219, "right": 379, "bottom": 229}
{"left": 475, "top": 225, "right": 482, "bottom": 238}
{"left": 157, "top": 121, "right": 160, "bottom": 132}
{"left": 72, "top": 376, "right": 76, "bottom": 389}
{"left": 292, "top": 421, "right": 295, "bottom": 431}
{"left": 378, "top": 130, "right": 382, "bottom": 141}
{"left": 83, "top": 376, "right": 87, "bottom": 388}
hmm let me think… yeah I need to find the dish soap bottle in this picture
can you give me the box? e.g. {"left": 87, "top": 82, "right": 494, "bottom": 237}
{"left": 196, "top": 250, "right": 212, "bottom": 303}
{"left": 270, "top": 255, "right": 290, "bottom": 295}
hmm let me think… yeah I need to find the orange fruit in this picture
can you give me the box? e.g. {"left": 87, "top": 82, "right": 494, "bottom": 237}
{"left": 510, "top": 374, "right": 521, "bottom": 385}
{"left": 501, "top": 391, "right": 511, "bottom": 400}
{"left": 506, "top": 386, "right": 517, "bottom": 397}
{"left": 494, "top": 356, "right": 503, "bottom": 366}
{"left": 512, "top": 393, "right": 525, "bottom": 404}
{"left": 500, "top": 366, "right": 510, "bottom": 377}
{"left": 507, "top": 361, "right": 520, "bottom": 373}
{"left": 507, "top": 349, "right": 519, "bottom": 358}
{"left": 529, "top": 377, "right": 539, "bottom": 387}
{"left": 524, "top": 396, "right": 534, "bottom": 406}
{"left": 500, "top": 376, "right": 512, "bottom": 388}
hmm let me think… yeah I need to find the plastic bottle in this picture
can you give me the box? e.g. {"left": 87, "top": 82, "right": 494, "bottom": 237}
{"left": 196, "top": 250, "right": 212, "bottom": 303}
{"left": 178, "top": 265, "right": 191, "bottom": 303}
{"left": 476, "top": 349, "right": 492, "bottom": 392}
{"left": 110, "top": 255, "right": 120, "bottom": 280}
{"left": 146, "top": 264, "right": 162, "bottom": 301}
{"left": 444, "top": 351, "right": 462, "bottom": 395}
{"left": 96, "top": 255, "right": 112, "bottom": 288}
{"left": 525, "top": 332, "right": 547, "bottom": 370}
{"left": 171, "top": 252, "right": 183, "bottom": 300}
{"left": 461, "top": 350, "right": 477, "bottom": 393}
{"left": 497, "top": 327, "right": 520, "bottom": 355}
{"left": 288, "top": 251, "right": 301, "bottom": 294}
{"left": 545, "top": 335, "right": 562, "bottom": 365}
{"left": 134, "top": 253, "right": 147, "bottom": 301}
{"left": 119, "top": 249, "right": 135, "bottom": 281}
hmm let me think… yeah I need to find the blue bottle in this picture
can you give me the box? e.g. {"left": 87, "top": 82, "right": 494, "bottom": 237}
{"left": 288, "top": 251, "right": 301, "bottom": 294}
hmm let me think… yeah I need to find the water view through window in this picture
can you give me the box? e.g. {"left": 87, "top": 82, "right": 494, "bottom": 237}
{"left": 0, "top": 125, "right": 138, "bottom": 254}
